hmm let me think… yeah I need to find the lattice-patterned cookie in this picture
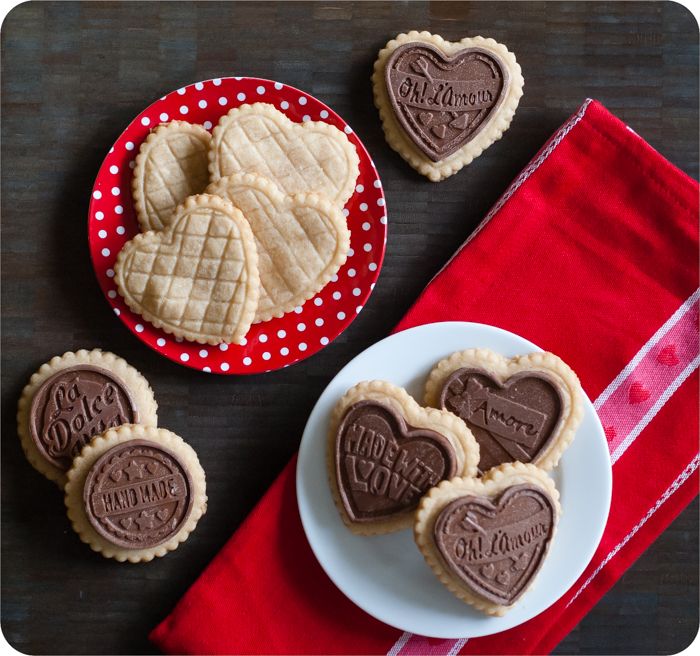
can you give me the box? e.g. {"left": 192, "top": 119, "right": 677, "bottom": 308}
{"left": 414, "top": 462, "right": 560, "bottom": 615}
{"left": 115, "top": 194, "right": 259, "bottom": 345}
{"left": 207, "top": 173, "right": 350, "bottom": 323}
{"left": 328, "top": 380, "right": 480, "bottom": 535}
{"left": 132, "top": 121, "right": 212, "bottom": 232}
{"left": 209, "top": 103, "right": 360, "bottom": 206}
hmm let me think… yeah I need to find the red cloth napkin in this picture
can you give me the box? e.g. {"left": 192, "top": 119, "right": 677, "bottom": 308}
{"left": 151, "top": 99, "right": 699, "bottom": 655}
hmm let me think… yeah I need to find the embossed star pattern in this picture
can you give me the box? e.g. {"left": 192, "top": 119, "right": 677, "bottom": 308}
{"left": 123, "top": 459, "right": 145, "bottom": 481}
{"left": 135, "top": 510, "right": 155, "bottom": 531}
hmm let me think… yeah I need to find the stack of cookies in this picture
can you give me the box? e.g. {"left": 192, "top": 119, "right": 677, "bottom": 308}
{"left": 328, "top": 348, "right": 583, "bottom": 615}
{"left": 115, "top": 103, "right": 360, "bottom": 345}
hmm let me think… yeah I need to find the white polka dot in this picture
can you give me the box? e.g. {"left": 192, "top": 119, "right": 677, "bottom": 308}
{"left": 107, "top": 289, "right": 116, "bottom": 298}
{"left": 195, "top": 82, "right": 204, "bottom": 90}
{"left": 297, "top": 322, "right": 306, "bottom": 332}
{"left": 113, "top": 308, "right": 120, "bottom": 316}
{"left": 234, "top": 76, "right": 242, "bottom": 80}
{"left": 203, "top": 120, "right": 213, "bottom": 130}
{"left": 125, "top": 141, "right": 134, "bottom": 150}
{"left": 368, "top": 262, "right": 378, "bottom": 272}
{"left": 101, "top": 248, "right": 110, "bottom": 257}
{"left": 331, "top": 273, "right": 339, "bottom": 282}
{"left": 294, "top": 305, "right": 303, "bottom": 314}
{"left": 352, "top": 287, "right": 361, "bottom": 296}
{"left": 203, "top": 366, "right": 212, "bottom": 373}
{"left": 98, "top": 229, "right": 107, "bottom": 239}
{"left": 332, "top": 291, "right": 341, "bottom": 300}
{"left": 298, "top": 96, "right": 307, "bottom": 105}
{"left": 380, "top": 215, "right": 387, "bottom": 225}
{"left": 356, "top": 184, "right": 364, "bottom": 193}
{"left": 93, "top": 190, "right": 102, "bottom": 199}
{"left": 315, "top": 318, "right": 324, "bottom": 327}
{"left": 364, "top": 243, "right": 372, "bottom": 252}
{"left": 109, "top": 165, "right": 119, "bottom": 174}
{"left": 179, "top": 105, "right": 189, "bottom": 115}
{"left": 299, "top": 342, "right": 307, "bottom": 351}
{"left": 257, "top": 85, "right": 266, "bottom": 94}
{"left": 320, "top": 337, "right": 329, "bottom": 346}
{"left": 274, "top": 82, "right": 283, "bottom": 90}
{"left": 320, "top": 110, "right": 329, "bottom": 119}
{"left": 243, "top": 357, "right": 252, "bottom": 366}
{"left": 160, "top": 112, "right": 169, "bottom": 122}
{"left": 302, "top": 115, "right": 310, "bottom": 122}
{"left": 359, "top": 202, "right": 368, "bottom": 211}
{"left": 115, "top": 205, "right": 124, "bottom": 215}
{"left": 370, "top": 283, "right": 376, "bottom": 290}
{"left": 219, "top": 343, "right": 229, "bottom": 351}
{"left": 342, "top": 208, "right": 349, "bottom": 217}
{"left": 259, "top": 333, "right": 268, "bottom": 343}
{"left": 377, "top": 198, "right": 385, "bottom": 207}
{"left": 344, "top": 125, "right": 352, "bottom": 134}
{"left": 141, "top": 116, "right": 150, "bottom": 126}
{"left": 95, "top": 211, "right": 104, "bottom": 220}
{"left": 314, "top": 298, "right": 323, "bottom": 306}
{"left": 177, "top": 87, "right": 186, "bottom": 95}
{"left": 239, "top": 337, "right": 247, "bottom": 346}
{"left": 374, "top": 179, "right": 381, "bottom": 189}
{"left": 106, "top": 268, "right": 115, "bottom": 278}
{"left": 213, "top": 78, "right": 222, "bottom": 86}
{"left": 262, "top": 351, "right": 271, "bottom": 361}
{"left": 277, "top": 329, "right": 286, "bottom": 338}
{"left": 199, "top": 349, "right": 208, "bottom": 358}
{"left": 111, "top": 186, "right": 120, "bottom": 196}
{"left": 280, "top": 100, "right": 289, "bottom": 110}
{"left": 356, "top": 305, "right": 363, "bottom": 313}
{"left": 280, "top": 347, "right": 289, "bottom": 356}
{"left": 362, "top": 222, "right": 370, "bottom": 231}
{"left": 237, "top": 92, "right": 246, "bottom": 102}
{"left": 109, "top": 146, "right": 114, "bottom": 153}
{"left": 221, "top": 362, "right": 230, "bottom": 372}
{"left": 347, "top": 268, "right": 356, "bottom": 277}
{"left": 337, "top": 311, "right": 346, "bottom": 320}
{"left": 218, "top": 96, "right": 228, "bottom": 106}
{"left": 198, "top": 99, "right": 207, "bottom": 109}
{"left": 135, "top": 323, "right": 144, "bottom": 333}
{"left": 180, "top": 353, "right": 190, "bottom": 362}
{"left": 116, "top": 226, "right": 126, "bottom": 235}
{"left": 157, "top": 338, "right": 166, "bottom": 347}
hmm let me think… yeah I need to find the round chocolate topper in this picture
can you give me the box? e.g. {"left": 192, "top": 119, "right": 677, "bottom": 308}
{"left": 83, "top": 439, "right": 194, "bottom": 550}
{"left": 434, "top": 484, "right": 555, "bottom": 606}
{"left": 385, "top": 43, "right": 508, "bottom": 162}
{"left": 440, "top": 368, "right": 563, "bottom": 473}
{"left": 29, "top": 365, "right": 138, "bottom": 471}
{"left": 335, "top": 400, "right": 458, "bottom": 522}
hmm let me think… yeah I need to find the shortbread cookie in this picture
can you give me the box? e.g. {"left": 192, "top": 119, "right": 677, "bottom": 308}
{"left": 206, "top": 173, "right": 350, "bottom": 323}
{"left": 17, "top": 349, "right": 158, "bottom": 487}
{"left": 425, "top": 349, "right": 583, "bottom": 474}
{"left": 133, "top": 121, "right": 212, "bottom": 232}
{"left": 373, "top": 31, "right": 524, "bottom": 181}
{"left": 328, "top": 380, "right": 480, "bottom": 535}
{"left": 115, "top": 193, "right": 260, "bottom": 345}
{"left": 414, "top": 462, "right": 559, "bottom": 615}
{"left": 209, "top": 103, "right": 360, "bottom": 206}
{"left": 65, "top": 424, "right": 207, "bottom": 562}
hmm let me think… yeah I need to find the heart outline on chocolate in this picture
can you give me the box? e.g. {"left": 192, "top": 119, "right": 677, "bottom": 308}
{"left": 384, "top": 43, "right": 509, "bottom": 162}
{"left": 335, "top": 400, "right": 458, "bottom": 523}
{"left": 434, "top": 484, "right": 555, "bottom": 605}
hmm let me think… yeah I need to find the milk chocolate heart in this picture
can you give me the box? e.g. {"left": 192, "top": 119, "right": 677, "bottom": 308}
{"left": 434, "top": 484, "right": 555, "bottom": 606}
{"left": 385, "top": 43, "right": 508, "bottom": 162}
{"left": 441, "top": 368, "right": 563, "bottom": 472}
{"left": 336, "top": 401, "right": 458, "bottom": 522}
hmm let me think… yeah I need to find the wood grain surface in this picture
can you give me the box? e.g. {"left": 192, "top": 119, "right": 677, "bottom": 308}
{"left": 1, "top": 2, "right": 697, "bottom": 654}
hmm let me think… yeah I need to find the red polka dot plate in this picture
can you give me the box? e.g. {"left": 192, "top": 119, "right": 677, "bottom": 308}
{"left": 88, "top": 77, "right": 387, "bottom": 374}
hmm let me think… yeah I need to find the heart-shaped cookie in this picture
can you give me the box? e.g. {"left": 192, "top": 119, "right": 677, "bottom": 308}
{"left": 414, "top": 462, "right": 559, "bottom": 615}
{"left": 328, "top": 380, "right": 480, "bottom": 535}
{"left": 132, "top": 121, "right": 212, "bottom": 232}
{"left": 425, "top": 349, "right": 583, "bottom": 472}
{"left": 206, "top": 173, "right": 350, "bottom": 323}
{"left": 373, "top": 32, "right": 524, "bottom": 181}
{"left": 115, "top": 194, "right": 259, "bottom": 345}
{"left": 209, "top": 103, "right": 360, "bottom": 206}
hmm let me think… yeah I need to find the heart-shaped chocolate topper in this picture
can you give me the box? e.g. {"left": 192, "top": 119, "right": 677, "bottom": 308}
{"left": 434, "top": 484, "right": 555, "bottom": 605}
{"left": 336, "top": 401, "right": 458, "bottom": 522}
{"left": 440, "top": 368, "right": 563, "bottom": 473}
{"left": 385, "top": 43, "right": 508, "bottom": 162}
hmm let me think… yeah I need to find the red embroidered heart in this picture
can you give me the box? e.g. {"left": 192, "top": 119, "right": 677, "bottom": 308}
{"left": 604, "top": 425, "right": 617, "bottom": 442}
{"left": 657, "top": 344, "right": 680, "bottom": 366}
{"left": 385, "top": 43, "right": 508, "bottom": 162}
{"left": 629, "top": 381, "right": 651, "bottom": 404}
{"left": 335, "top": 401, "right": 458, "bottom": 522}
{"left": 434, "top": 484, "right": 555, "bottom": 605}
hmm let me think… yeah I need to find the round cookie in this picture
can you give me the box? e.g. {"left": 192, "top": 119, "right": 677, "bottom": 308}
{"left": 64, "top": 424, "right": 207, "bottom": 563}
{"left": 17, "top": 349, "right": 158, "bottom": 487}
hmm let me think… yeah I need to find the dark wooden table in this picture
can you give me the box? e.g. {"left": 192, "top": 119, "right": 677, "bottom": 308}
{"left": 2, "top": 2, "right": 697, "bottom": 654}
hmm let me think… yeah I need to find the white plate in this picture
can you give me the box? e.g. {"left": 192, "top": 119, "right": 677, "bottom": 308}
{"left": 296, "top": 322, "right": 612, "bottom": 639}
